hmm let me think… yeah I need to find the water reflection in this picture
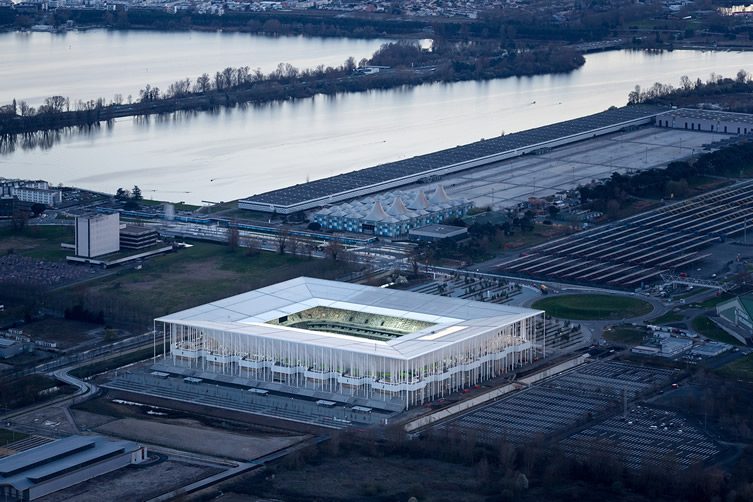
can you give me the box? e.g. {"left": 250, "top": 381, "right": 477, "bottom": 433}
{"left": 1, "top": 123, "right": 105, "bottom": 154}
{"left": 2, "top": 49, "right": 751, "bottom": 205}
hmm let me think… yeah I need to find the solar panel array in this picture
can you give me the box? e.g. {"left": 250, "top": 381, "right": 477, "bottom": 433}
{"left": 498, "top": 180, "right": 753, "bottom": 287}
{"left": 241, "top": 105, "right": 665, "bottom": 207}
{"left": 560, "top": 407, "right": 720, "bottom": 470}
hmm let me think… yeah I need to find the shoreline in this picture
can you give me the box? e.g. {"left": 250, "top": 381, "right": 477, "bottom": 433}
{"left": 0, "top": 46, "right": 585, "bottom": 136}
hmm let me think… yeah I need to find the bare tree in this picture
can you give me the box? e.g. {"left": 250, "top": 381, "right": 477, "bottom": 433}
{"left": 11, "top": 208, "right": 29, "bottom": 231}
{"left": 195, "top": 73, "right": 211, "bottom": 93}
{"left": 288, "top": 234, "right": 301, "bottom": 257}
{"left": 276, "top": 227, "right": 290, "bottom": 255}
{"left": 324, "top": 240, "right": 345, "bottom": 262}
{"left": 18, "top": 100, "right": 34, "bottom": 116}
{"left": 227, "top": 225, "right": 240, "bottom": 251}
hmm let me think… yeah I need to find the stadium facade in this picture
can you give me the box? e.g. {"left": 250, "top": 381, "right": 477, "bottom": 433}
{"left": 155, "top": 278, "right": 543, "bottom": 409}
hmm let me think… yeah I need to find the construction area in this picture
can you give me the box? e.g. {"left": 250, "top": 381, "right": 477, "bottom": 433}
{"left": 497, "top": 179, "right": 753, "bottom": 288}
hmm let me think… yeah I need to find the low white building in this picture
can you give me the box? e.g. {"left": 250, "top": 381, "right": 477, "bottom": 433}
{"left": 0, "top": 179, "right": 61, "bottom": 207}
{"left": 10, "top": 186, "right": 62, "bottom": 207}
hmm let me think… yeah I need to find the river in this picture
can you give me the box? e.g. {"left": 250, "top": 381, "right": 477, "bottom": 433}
{"left": 1, "top": 37, "right": 752, "bottom": 204}
{"left": 0, "top": 29, "right": 389, "bottom": 107}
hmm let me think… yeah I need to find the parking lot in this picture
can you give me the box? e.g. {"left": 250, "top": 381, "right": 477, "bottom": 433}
{"left": 435, "top": 360, "right": 679, "bottom": 444}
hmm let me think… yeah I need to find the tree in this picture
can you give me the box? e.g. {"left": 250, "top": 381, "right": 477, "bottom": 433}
{"left": 195, "top": 73, "right": 211, "bottom": 93}
{"left": 124, "top": 199, "right": 140, "bottom": 210}
{"left": 30, "top": 203, "right": 46, "bottom": 217}
{"left": 41, "top": 95, "right": 66, "bottom": 114}
{"left": 276, "top": 227, "right": 289, "bottom": 254}
{"left": 18, "top": 100, "right": 34, "bottom": 117}
{"left": 115, "top": 187, "right": 129, "bottom": 201}
{"left": 131, "top": 185, "right": 143, "bottom": 201}
{"left": 11, "top": 208, "right": 28, "bottom": 231}
{"left": 325, "top": 240, "right": 345, "bottom": 262}
{"left": 606, "top": 199, "right": 620, "bottom": 218}
{"left": 227, "top": 225, "right": 240, "bottom": 251}
{"left": 547, "top": 205, "right": 560, "bottom": 219}
{"left": 627, "top": 85, "right": 641, "bottom": 105}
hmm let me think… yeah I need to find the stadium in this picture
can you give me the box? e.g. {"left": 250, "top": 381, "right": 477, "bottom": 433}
{"left": 155, "top": 277, "right": 543, "bottom": 409}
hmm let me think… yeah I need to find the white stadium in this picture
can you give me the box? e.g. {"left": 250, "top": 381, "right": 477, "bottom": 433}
{"left": 155, "top": 277, "right": 544, "bottom": 409}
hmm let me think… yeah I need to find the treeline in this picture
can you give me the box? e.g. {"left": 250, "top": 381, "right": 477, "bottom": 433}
{"left": 5, "top": 7, "right": 436, "bottom": 39}
{"left": 0, "top": 374, "right": 74, "bottom": 411}
{"left": 628, "top": 70, "right": 753, "bottom": 107}
{"left": 0, "top": 42, "right": 584, "bottom": 136}
{"left": 1, "top": 1, "right": 666, "bottom": 44}
{"left": 417, "top": 212, "right": 541, "bottom": 263}
{"left": 232, "top": 425, "right": 753, "bottom": 502}
{"left": 579, "top": 141, "right": 753, "bottom": 217}
{"left": 63, "top": 304, "right": 105, "bottom": 324}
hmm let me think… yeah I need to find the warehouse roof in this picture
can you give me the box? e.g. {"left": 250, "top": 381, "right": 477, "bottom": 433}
{"left": 240, "top": 104, "right": 666, "bottom": 208}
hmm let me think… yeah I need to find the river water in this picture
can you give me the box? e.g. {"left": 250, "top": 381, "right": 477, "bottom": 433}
{"left": 0, "top": 29, "right": 388, "bottom": 107}
{"left": 1, "top": 32, "right": 752, "bottom": 204}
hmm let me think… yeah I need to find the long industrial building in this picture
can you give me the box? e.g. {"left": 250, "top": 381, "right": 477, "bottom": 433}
{"left": 0, "top": 435, "right": 146, "bottom": 501}
{"left": 155, "top": 277, "right": 543, "bottom": 409}
{"left": 239, "top": 106, "right": 753, "bottom": 215}
{"left": 239, "top": 104, "right": 667, "bottom": 214}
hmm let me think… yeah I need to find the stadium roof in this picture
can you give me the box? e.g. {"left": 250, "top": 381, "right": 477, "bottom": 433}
{"left": 157, "top": 277, "right": 542, "bottom": 360}
{"left": 240, "top": 104, "right": 666, "bottom": 208}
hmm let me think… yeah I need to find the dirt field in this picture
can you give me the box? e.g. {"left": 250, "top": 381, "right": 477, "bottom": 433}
{"left": 95, "top": 417, "right": 308, "bottom": 461}
{"left": 36, "top": 459, "right": 223, "bottom": 502}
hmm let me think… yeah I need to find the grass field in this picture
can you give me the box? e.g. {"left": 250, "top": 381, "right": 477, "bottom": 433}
{"left": 502, "top": 223, "right": 574, "bottom": 250}
{"left": 0, "top": 225, "right": 73, "bottom": 260}
{"left": 697, "top": 292, "right": 736, "bottom": 309}
{"left": 651, "top": 310, "right": 685, "bottom": 325}
{"left": 603, "top": 326, "right": 647, "bottom": 346}
{"left": 60, "top": 241, "right": 357, "bottom": 329}
{"left": 691, "top": 316, "right": 742, "bottom": 345}
{"left": 532, "top": 294, "right": 653, "bottom": 320}
{"left": 0, "top": 428, "right": 28, "bottom": 446}
{"left": 719, "top": 355, "right": 753, "bottom": 381}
